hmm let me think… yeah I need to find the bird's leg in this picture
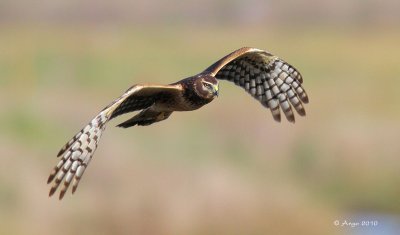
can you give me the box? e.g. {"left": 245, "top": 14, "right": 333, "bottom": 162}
{"left": 117, "top": 109, "right": 172, "bottom": 128}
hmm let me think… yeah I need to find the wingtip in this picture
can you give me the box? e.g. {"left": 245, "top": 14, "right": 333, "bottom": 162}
{"left": 273, "top": 114, "right": 281, "bottom": 123}
{"left": 287, "top": 115, "right": 296, "bottom": 123}
{"left": 116, "top": 124, "right": 127, "bottom": 128}
{"left": 72, "top": 184, "right": 78, "bottom": 194}
{"left": 49, "top": 186, "right": 57, "bottom": 197}
{"left": 297, "top": 107, "right": 306, "bottom": 116}
{"left": 72, "top": 187, "right": 77, "bottom": 194}
{"left": 47, "top": 175, "right": 54, "bottom": 184}
{"left": 59, "top": 190, "right": 66, "bottom": 200}
{"left": 300, "top": 93, "right": 309, "bottom": 104}
{"left": 47, "top": 169, "right": 57, "bottom": 184}
{"left": 57, "top": 149, "right": 64, "bottom": 157}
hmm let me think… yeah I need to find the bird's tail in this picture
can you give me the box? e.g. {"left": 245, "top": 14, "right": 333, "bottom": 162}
{"left": 47, "top": 109, "right": 111, "bottom": 199}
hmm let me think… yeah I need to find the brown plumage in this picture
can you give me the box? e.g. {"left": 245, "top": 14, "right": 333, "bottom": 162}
{"left": 48, "top": 47, "right": 309, "bottom": 199}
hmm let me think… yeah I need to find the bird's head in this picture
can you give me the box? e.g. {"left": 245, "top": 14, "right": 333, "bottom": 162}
{"left": 194, "top": 75, "right": 219, "bottom": 100}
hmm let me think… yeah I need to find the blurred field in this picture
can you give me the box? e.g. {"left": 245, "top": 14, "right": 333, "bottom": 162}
{"left": 1, "top": 24, "right": 400, "bottom": 235}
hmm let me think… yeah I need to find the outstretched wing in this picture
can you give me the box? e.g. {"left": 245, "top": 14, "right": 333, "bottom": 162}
{"left": 203, "top": 47, "right": 308, "bottom": 122}
{"left": 48, "top": 84, "right": 182, "bottom": 199}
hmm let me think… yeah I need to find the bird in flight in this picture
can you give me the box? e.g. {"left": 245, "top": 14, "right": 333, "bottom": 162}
{"left": 48, "top": 47, "right": 309, "bottom": 199}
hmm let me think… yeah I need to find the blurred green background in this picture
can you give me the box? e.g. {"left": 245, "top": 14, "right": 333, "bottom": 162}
{"left": 1, "top": 1, "right": 400, "bottom": 235}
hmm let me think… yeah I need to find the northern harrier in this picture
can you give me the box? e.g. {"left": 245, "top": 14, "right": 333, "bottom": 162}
{"left": 48, "top": 47, "right": 309, "bottom": 199}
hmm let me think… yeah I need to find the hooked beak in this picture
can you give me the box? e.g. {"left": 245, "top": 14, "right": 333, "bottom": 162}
{"left": 212, "top": 84, "right": 219, "bottom": 97}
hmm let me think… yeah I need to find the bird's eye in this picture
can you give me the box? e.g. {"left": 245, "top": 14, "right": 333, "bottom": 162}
{"left": 203, "top": 83, "right": 212, "bottom": 89}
